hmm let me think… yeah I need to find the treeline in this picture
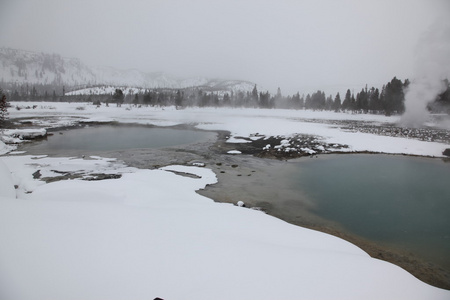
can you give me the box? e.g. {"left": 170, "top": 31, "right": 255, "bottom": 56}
{"left": 0, "top": 82, "right": 65, "bottom": 102}
{"left": 3, "top": 77, "right": 450, "bottom": 115}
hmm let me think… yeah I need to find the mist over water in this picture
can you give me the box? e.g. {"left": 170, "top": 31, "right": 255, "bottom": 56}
{"left": 401, "top": 20, "right": 450, "bottom": 128}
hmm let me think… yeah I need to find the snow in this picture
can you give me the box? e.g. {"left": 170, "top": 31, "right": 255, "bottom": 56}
{"left": 0, "top": 140, "right": 13, "bottom": 155}
{"left": 227, "top": 150, "right": 242, "bottom": 154}
{"left": 301, "top": 147, "right": 317, "bottom": 155}
{"left": 0, "top": 160, "right": 15, "bottom": 198}
{"left": 2, "top": 128, "right": 47, "bottom": 144}
{"left": 263, "top": 143, "right": 271, "bottom": 150}
{"left": 6, "top": 102, "right": 448, "bottom": 157}
{"left": 0, "top": 155, "right": 448, "bottom": 299}
{"left": 0, "top": 102, "right": 449, "bottom": 299}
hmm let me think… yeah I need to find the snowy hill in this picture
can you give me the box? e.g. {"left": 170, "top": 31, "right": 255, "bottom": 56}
{"left": 0, "top": 47, "right": 258, "bottom": 94}
{"left": 0, "top": 48, "right": 96, "bottom": 86}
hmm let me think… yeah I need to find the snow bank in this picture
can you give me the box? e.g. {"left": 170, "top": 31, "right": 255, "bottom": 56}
{"left": 0, "top": 160, "right": 15, "bottom": 198}
{"left": 2, "top": 128, "right": 47, "bottom": 143}
{"left": 0, "top": 155, "right": 449, "bottom": 300}
{"left": 0, "top": 155, "right": 134, "bottom": 198}
{"left": 0, "top": 140, "right": 13, "bottom": 155}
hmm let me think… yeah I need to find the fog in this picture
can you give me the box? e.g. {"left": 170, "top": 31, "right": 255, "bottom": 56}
{"left": 0, "top": 0, "right": 448, "bottom": 95}
{"left": 401, "top": 19, "right": 450, "bottom": 127}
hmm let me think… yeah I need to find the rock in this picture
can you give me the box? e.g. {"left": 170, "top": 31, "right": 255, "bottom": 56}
{"left": 237, "top": 201, "right": 245, "bottom": 207}
{"left": 83, "top": 173, "right": 122, "bottom": 181}
{"left": 443, "top": 148, "right": 450, "bottom": 156}
{"left": 32, "top": 170, "right": 42, "bottom": 179}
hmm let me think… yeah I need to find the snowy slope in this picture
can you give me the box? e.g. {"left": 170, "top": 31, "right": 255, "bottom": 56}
{"left": 0, "top": 48, "right": 96, "bottom": 86}
{"left": 0, "top": 47, "right": 257, "bottom": 93}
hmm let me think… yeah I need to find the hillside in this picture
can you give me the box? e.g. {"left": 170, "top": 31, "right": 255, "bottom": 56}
{"left": 0, "top": 47, "right": 257, "bottom": 94}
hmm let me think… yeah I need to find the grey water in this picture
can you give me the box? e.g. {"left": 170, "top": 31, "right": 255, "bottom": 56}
{"left": 290, "top": 154, "right": 450, "bottom": 270}
{"left": 24, "top": 125, "right": 211, "bottom": 152}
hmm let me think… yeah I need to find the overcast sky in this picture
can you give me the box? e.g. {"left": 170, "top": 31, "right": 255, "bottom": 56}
{"left": 0, "top": 0, "right": 448, "bottom": 95}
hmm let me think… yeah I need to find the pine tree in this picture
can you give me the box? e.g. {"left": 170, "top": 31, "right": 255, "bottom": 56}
{"left": 251, "top": 84, "right": 258, "bottom": 106}
{"left": 133, "top": 93, "right": 139, "bottom": 106}
{"left": 223, "top": 93, "right": 231, "bottom": 106}
{"left": 0, "top": 89, "right": 9, "bottom": 127}
{"left": 175, "top": 90, "right": 184, "bottom": 108}
{"left": 112, "top": 89, "right": 124, "bottom": 107}
{"left": 383, "top": 77, "right": 405, "bottom": 116}
{"left": 368, "top": 87, "right": 381, "bottom": 112}
{"left": 333, "top": 93, "right": 341, "bottom": 111}
{"left": 342, "top": 89, "right": 352, "bottom": 110}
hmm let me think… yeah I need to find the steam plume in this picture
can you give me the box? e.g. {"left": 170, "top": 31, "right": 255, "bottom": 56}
{"left": 401, "top": 20, "right": 450, "bottom": 127}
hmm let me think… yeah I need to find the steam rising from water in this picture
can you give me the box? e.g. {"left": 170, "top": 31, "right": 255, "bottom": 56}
{"left": 401, "top": 20, "right": 450, "bottom": 128}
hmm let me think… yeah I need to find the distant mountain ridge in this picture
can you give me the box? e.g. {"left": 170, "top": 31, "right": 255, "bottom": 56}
{"left": 0, "top": 47, "right": 257, "bottom": 94}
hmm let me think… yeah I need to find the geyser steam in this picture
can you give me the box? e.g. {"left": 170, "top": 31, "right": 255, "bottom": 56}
{"left": 401, "top": 20, "right": 450, "bottom": 127}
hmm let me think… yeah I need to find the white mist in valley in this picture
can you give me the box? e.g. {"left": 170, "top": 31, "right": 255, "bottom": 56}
{"left": 402, "top": 19, "right": 450, "bottom": 128}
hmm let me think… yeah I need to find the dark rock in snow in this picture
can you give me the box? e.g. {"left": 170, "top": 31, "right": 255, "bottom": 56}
{"left": 443, "top": 148, "right": 450, "bottom": 156}
{"left": 32, "top": 170, "right": 41, "bottom": 179}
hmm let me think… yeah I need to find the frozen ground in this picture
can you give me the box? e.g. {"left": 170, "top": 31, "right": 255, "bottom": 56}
{"left": 1, "top": 102, "right": 450, "bottom": 299}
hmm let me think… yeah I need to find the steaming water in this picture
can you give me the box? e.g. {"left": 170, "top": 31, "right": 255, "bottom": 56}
{"left": 20, "top": 127, "right": 450, "bottom": 280}
{"left": 291, "top": 154, "right": 450, "bottom": 270}
{"left": 24, "top": 125, "right": 212, "bottom": 153}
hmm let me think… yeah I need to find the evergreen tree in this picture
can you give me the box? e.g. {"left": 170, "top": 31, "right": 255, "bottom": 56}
{"left": 292, "top": 92, "right": 303, "bottom": 109}
{"left": 333, "top": 93, "right": 341, "bottom": 111}
{"left": 305, "top": 94, "right": 312, "bottom": 109}
{"left": 251, "top": 84, "right": 259, "bottom": 106}
{"left": 143, "top": 92, "right": 152, "bottom": 106}
{"left": 348, "top": 93, "right": 356, "bottom": 111}
{"left": 212, "top": 93, "right": 219, "bottom": 107}
{"left": 342, "top": 89, "right": 352, "bottom": 110}
{"left": 175, "top": 90, "right": 184, "bottom": 108}
{"left": 223, "top": 93, "right": 231, "bottom": 106}
{"left": 235, "top": 91, "right": 244, "bottom": 107}
{"left": 368, "top": 87, "right": 381, "bottom": 112}
{"left": 133, "top": 93, "right": 139, "bottom": 106}
{"left": 0, "top": 89, "right": 9, "bottom": 127}
{"left": 325, "top": 95, "right": 334, "bottom": 110}
{"left": 383, "top": 77, "right": 405, "bottom": 115}
{"left": 356, "top": 88, "right": 369, "bottom": 112}
{"left": 11, "top": 90, "right": 20, "bottom": 101}
{"left": 310, "top": 90, "right": 326, "bottom": 110}
{"left": 112, "top": 89, "right": 124, "bottom": 107}
{"left": 259, "top": 91, "right": 269, "bottom": 108}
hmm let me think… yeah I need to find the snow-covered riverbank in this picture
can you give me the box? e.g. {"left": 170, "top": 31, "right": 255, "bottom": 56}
{"left": 1, "top": 102, "right": 450, "bottom": 299}
{"left": 3, "top": 102, "right": 449, "bottom": 157}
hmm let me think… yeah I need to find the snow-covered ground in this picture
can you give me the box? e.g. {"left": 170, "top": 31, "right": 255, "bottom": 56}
{"left": 4, "top": 102, "right": 449, "bottom": 157}
{"left": 1, "top": 102, "right": 450, "bottom": 299}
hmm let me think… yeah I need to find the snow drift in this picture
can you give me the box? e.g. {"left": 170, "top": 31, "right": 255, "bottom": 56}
{"left": 0, "top": 156, "right": 449, "bottom": 300}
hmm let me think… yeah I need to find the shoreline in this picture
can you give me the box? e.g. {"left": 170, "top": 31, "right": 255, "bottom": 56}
{"left": 9, "top": 121, "right": 450, "bottom": 290}
{"left": 197, "top": 134, "right": 450, "bottom": 290}
{"left": 196, "top": 152, "right": 450, "bottom": 290}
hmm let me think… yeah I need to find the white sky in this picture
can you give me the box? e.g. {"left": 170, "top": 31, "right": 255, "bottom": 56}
{"left": 0, "top": 0, "right": 449, "bottom": 95}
